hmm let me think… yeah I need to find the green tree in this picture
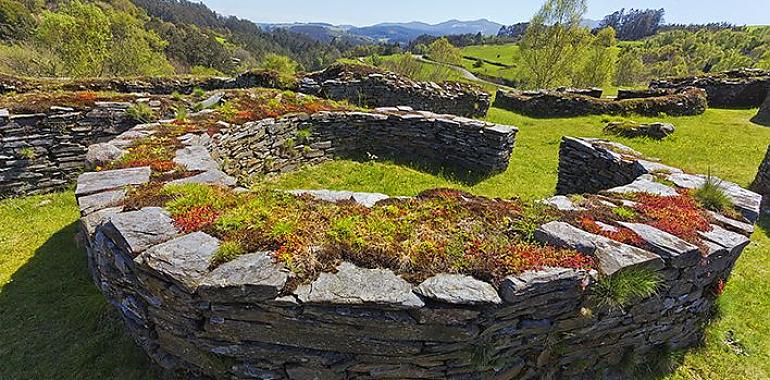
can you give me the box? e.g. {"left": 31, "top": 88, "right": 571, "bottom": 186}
{"left": 104, "top": 10, "right": 174, "bottom": 76}
{"left": 0, "top": 0, "right": 35, "bottom": 39}
{"left": 614, "top": 49, "right": 648, "bottom": 86}
{"left": 36, "top": 0, "right": 111, "bottom": 77}
{"left": 520, "top": 0, "right": 589, "bottom": 89}
{"left": 426, "top": 37, "right": 461, "bottom": 65}
{"left": 573, "top": 27, "right": 618, "bottom": 88}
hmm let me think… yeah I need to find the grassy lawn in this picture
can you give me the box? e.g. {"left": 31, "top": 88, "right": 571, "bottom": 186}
{"left": 1, "top": 107, "right": 768, "bottom": 379}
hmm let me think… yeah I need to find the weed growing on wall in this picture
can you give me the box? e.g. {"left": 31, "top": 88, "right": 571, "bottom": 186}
{"left": 592, "top": 267, "right": 662, "bottom": 310}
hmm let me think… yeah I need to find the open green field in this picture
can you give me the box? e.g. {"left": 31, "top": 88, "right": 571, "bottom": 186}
{"left": 1, "top": 108, "right": 769, "bottom": 379}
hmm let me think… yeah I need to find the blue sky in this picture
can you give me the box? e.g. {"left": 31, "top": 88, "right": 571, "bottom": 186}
{"left": 199, "top": 0, "right": 769, "bottom": 26}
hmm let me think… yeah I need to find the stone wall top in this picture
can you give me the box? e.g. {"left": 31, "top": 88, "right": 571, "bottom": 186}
{"left": 650, "top": 68, "right": 770, "bottom": 108}
{"left": 493, "top": 87, "right": 707, "bottom": 118}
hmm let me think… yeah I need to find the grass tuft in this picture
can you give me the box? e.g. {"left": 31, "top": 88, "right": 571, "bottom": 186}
{"left": 693, "top": 174, "right": 733, "bottom": 212}
{"left": 592, "top": 268, "right": 662, "bottom": 310}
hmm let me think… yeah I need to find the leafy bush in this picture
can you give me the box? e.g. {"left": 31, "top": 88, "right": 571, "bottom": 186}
{"left": 592, "top": 267, "right": 662, "bottom": 310}
{"left": 693, "top": 174, "right": 733, "bottom": 212}
{"left": 259, "top": 53, "right": 299, "bottom": 86}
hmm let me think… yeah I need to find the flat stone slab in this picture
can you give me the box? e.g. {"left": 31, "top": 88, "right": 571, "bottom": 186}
{"left": 535, "top": 221, "right": 664, "bottom": 276}
{"left": 101, "top": 207, "right": 179, "bottom": 255}
{"left": 168, "top": 169, "right": 237, "bottom": 187}
{"left": 635, "top": 159, "right": 683, "bottom": 174}
{"left": 294, "top": 262, "right": 424, "bottom": 308}
{"left": 77, "top": 189, "right": 126, "bottom": 215}
{"left": 414, "top": 274, "right": 501, "bottom": 305}
{"left": 708, "top": 211, "right": 754, "bottom": 236}
{"left": 199, "top": 252, "right": 290, "bottom": 303}
{"left": 173, "top": 146, "right": 220, "bottom": 172}
{"left": 500, "top": 268, "right": 588, "bottom": 302}
{"left": 618, "top": 222, "right": 701, "bottom": 267}
{"left": 289, "top": 190, "right": 390, "bottom": 208}
{"left": 542, "top": 196, "right": 585, "bottom": 211}
{"left": 605, "top": 176, "right": 678, "bottom": 197}
{"left": 75, "top": 167, "right": 151, "bottom": 196}
{"left": 698, "top": 225, "right": 751, "bottom": 255}
{"left": 136, "top": 232, "right": 220, "bottom": 294}
{"left": 85, "top": 143, "right": 125, "bottom": 169}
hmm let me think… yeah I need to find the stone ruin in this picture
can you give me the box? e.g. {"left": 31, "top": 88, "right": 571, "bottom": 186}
{"left": 0, "top": 64, "right": 493, "bottom": 198}
{"left": 650, "top": 68, "right": 770, "bottom": 109}
{"left": 751, "top": 89, "right": 770, "bottom": 127}
{"left": 74, "top": 112, "right": 760, "bottom": 379}
{"left": 212, "top": 107, "right": 516, "bottom": 179}
{"left": 298, "top": 64, "right": 491, "bottom": 118}
{"left": 493, "top": 87, "right": 707, "bottom": 118}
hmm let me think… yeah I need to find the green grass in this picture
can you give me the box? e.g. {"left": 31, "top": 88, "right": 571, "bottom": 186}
{"left": 0, "top": 192, "right": 154, "bottom": 379}
{"left": 1, "top": 107, "right": 769, "bottom": 379}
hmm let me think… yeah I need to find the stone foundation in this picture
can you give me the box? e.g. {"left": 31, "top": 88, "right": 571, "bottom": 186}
{"left": 75, "top": 126, "right": 760, "bottom": 379}
{"left": 0, "top": 103, "right": 142, "bottom": 196}
{"left": 299, "top": 64, "right": 491, "bottom": 118}
{"left": 211, "top": 108, "right": 517, "bottom": 179}
{"left": 650, "top": 69, "right": 770, "bottom": 109}
{"left": 493, "top": 87, "right": 707, "bottom": 118}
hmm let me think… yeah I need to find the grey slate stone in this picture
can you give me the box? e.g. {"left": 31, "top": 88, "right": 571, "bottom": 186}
{"left": 294, "top": 262, "right": 424, "bottom": 308}
{"left": 542, "top": 195, "right": 585, "bottom": 211}
{"left": 535, "top": 221, "right": 664, "bottom": 276}
{"left": 198, "top": 92, "right": 224, "bottom": 110}
{"left": 414, "top": 274, "right": 501, "bottom": 305}
{"left": 635, "top": 159, "right": 683, "bottom": 174}
{"left": 289, "top": 189, "right": 390, "bottom": 208}
{"left": 500, "top": 267, "right": 588, "bottom": 303}
{"left": 617, "top": 222, "right": 701, "bottom": 267}
{"left": 75, "top": 167, "right": 151, "bottom": 196}
{"left": 136, "top": 231, "right": 220, "bottom": 294}
{"left": 698, "top": 225, "right": 751, "bottom": 255}
{"left": 199, "top": 252, "right": 290, "bottom": 303}
{"left": 77, "top": 189, "right": 126, "bottom": 215}
{"left": 605, "top": 176, "right": 678, "bottom": 197}
{"left": 167, "top": 169, "right": 237, "bottom": 187}
{"left": 85, "top": 143, "right": 125, "bottom": 169}
{"left": 101, "top": 207, "right": 179, "bottom": 255}
{"left": 708, "top": 211, "right": 754, "bottom": 236}
{"left": 173, "top": 146, "right": 220, "bottom": 172}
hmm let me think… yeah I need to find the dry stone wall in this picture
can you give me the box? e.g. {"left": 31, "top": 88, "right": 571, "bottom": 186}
{"left": 751, "top": 90, "right": 770, "bottom": 126}
{"left": 298, "top": 64, "right": 491, "bottom": 118}
{"left": 650, "top": 69, "right": 770, "bottom": 109}
{"left": 212, "top": 108, "right": 518, "bottom": 179}
{"left": 0, "top": 103, "right": 143, "bottom": 196}
{"left": 75, "top": 127, "right": 760, "bottom": 380}
{"left": 493, "top": 87, "right": 707, "bottom": 118}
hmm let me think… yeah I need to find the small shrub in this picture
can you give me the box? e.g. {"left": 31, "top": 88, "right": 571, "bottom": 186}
{"left": 192, "top": 87, "right": 206, "bottom": 97}
{"left": 18, "top": 147, "right": 36, "bottom": 160}
{"left": 693, "top": 174, "right": 732, "bottom": 212}
{"left": 174, "top": 107, "right": 188, "bottom": 122}
{"left": 592, "top": 268, "right": 662, "bottom": 310}
{"left": 171, "top": 91, "right": 183, "bottom": 101}
{"left": 296, "top": 128, "right": 312, "bottom": 143}
{"left": 211, "top": 240, "right": 246, "bottom": 267}
{"left": 612, "top": 207, "right": 637, "bottom": 219}
{"left": 126, "top": 102, "right": 155, "bottom": 123}
{"left": 473, "top": 59, "right": 484, "bottom": 68}
{"left": 259, "top": 53, "right": 299, "bottom": 87}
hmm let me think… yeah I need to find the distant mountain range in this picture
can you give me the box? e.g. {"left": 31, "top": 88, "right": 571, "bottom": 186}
{"left": 259, "top": 19, "right": 505, "bottom": 45}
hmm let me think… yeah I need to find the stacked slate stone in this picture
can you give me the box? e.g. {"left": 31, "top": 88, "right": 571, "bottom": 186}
{"left": 616, "top": 88, "right": 674, "bottom": 100}
{"left": 298, "top": 64, "right": 491, "bottom": 118}
{"left": 0, "top": 71, "right": 285, "bottom": 96}
{"left": 750, "top": 89, "right": 770, "bottom": 126}
{"left": 212, "top": 107, "right": 518, "bottom": 178}
{"left": 493, "top": 87, "right": 707, "bottom": 118}
{"left": 751, "top": 142, "right": 770, "bottom": 203}
{"left": 0, "top": 102, "right": 143, "bottom": 197}
{"left": 557, "top": 136, "right": 761, "bottom": 222}
{"left": 651, "top": 68, "right": 770, "bottom": 108}
{"left": 75, "top": 126, "right": 760, "bottom": 379}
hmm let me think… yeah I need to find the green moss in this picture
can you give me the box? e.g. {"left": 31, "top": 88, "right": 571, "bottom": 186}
{"left": 612, "top": 207, "right": 637, "bottom": 219}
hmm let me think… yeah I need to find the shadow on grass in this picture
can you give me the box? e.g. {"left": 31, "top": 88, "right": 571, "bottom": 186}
{"left": 0, "top": 222, "right": 156, "bottom": 380}
{"left": 341, "top": 152, "right": 498, "bottom": 186}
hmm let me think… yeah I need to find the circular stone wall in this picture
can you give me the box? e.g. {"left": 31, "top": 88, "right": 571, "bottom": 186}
{"left": 77, "top": 119, "right": 759, "bottom": 380}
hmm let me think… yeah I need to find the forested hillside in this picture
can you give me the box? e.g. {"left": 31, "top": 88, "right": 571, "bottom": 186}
{"left": 0, "top": 0, "right": 349, "bottom": 77}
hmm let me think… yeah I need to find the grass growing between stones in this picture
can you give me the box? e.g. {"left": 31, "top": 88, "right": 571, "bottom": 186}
{"left": 591, "top": 268, "right": 663, "bottom": 310}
